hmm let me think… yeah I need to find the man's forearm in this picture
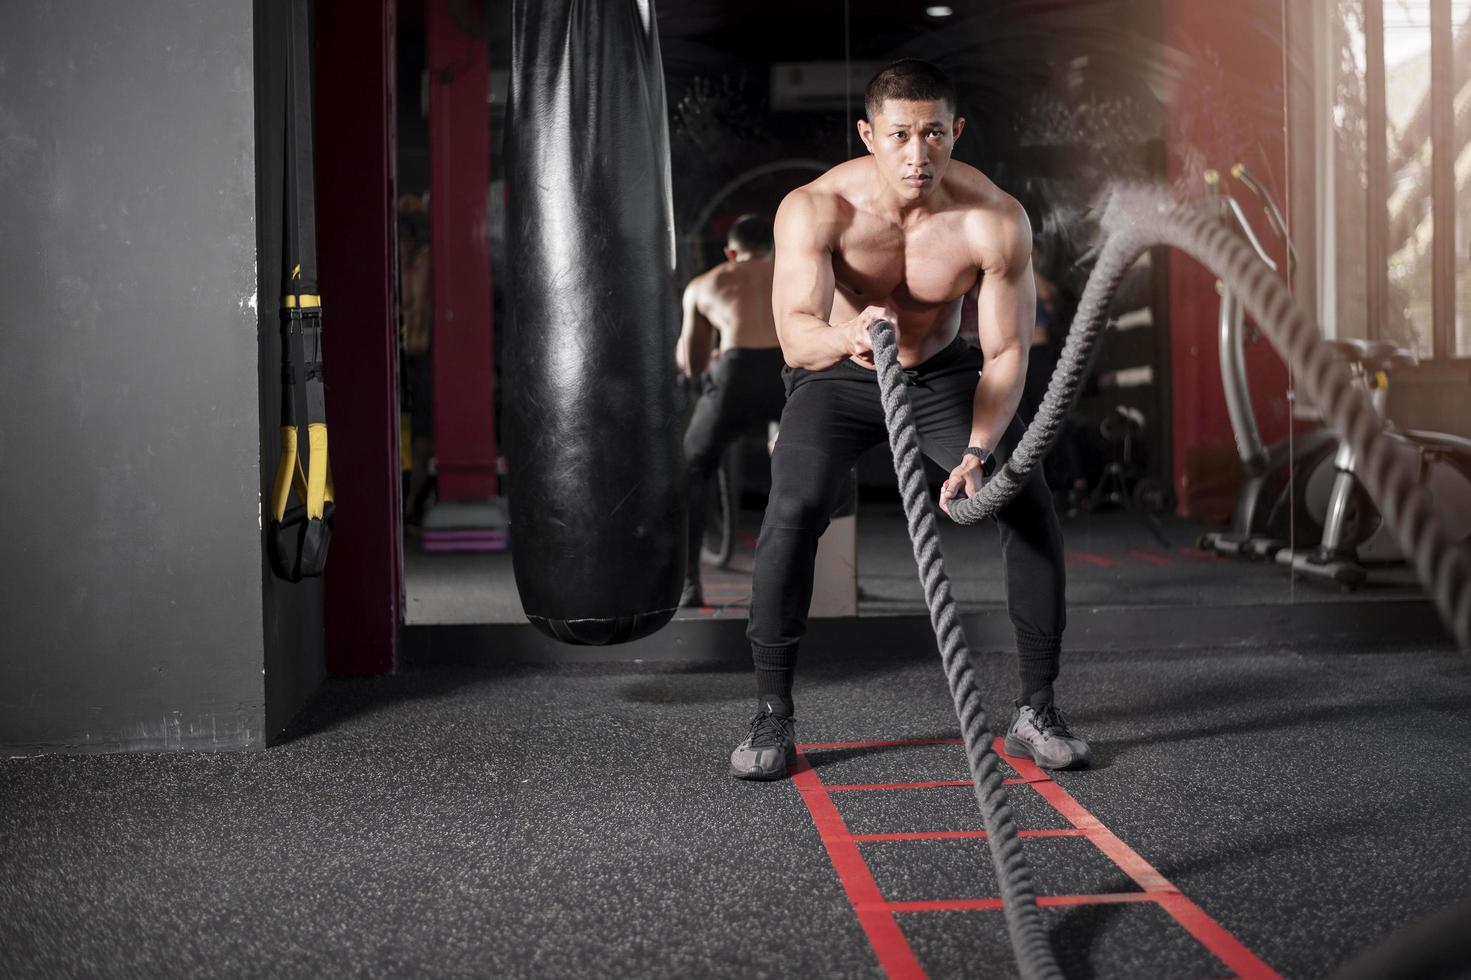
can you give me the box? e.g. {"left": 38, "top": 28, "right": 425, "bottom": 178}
{"left": 968, "top": 347, "right": 1028, "bottom": 453}
{"left": 780, "top": 313, "right": 851, "bottom": 371}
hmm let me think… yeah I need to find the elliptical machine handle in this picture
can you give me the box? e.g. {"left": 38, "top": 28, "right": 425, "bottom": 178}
{"left": 1203, "top": 169, "right": 1278, "bottom": 273}
{"left": 1231, "top": 162, "right": 1297, "bottom": 282}
{"left": 1222, "top": 197, "right": 1280, "bottom": 274}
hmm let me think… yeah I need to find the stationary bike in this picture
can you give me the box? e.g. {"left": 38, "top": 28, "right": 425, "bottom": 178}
{"left": 1275, "top": 338, "right": 1471, "bottom": 586}
{"left": 1198, "top": 164, "right": 1471, "bottom": 586}
{"left": 1196, "top": 167, "right": 1338, "bottom": 560}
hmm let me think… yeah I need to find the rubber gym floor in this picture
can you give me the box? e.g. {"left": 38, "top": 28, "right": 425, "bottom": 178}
{"left": 4, "top": 577, "right": 1470, "bottom": 978}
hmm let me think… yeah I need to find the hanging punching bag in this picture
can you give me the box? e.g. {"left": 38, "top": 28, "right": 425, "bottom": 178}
{"left": 504, "top": 0, "right": 683, "bottom": 644}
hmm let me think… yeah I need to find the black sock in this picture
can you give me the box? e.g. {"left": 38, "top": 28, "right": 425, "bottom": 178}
{"left": 1016, "top": 629, "right": 1061, "bottom": 710}
{"left": 752, "top": 643, "right": 797, "bottom": 717}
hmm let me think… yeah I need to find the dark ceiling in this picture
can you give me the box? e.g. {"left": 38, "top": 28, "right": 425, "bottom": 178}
{"left": 396, "top": 0, "right": 1170, "bottom": 266}
{"left": 460, "top": 1, "right": 1164, "bottom": 80}
{"left": 400, "top": 1, "right": 1166, "bottom": 117}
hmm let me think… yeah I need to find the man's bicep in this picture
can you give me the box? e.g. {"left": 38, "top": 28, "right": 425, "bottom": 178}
{"left": 772, "top": 249, "right": 834, "bottom": 325}
{"left": 974, "top": 213, "right": 1035, "bottom": 359}
{"left": 772, "top": 195, "right": 835, "bottom": 325}
{"left": 975, "top": 264, "right": 1035, "bottom": 359}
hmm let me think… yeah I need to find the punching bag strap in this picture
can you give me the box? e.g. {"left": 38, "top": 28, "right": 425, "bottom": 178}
{"left": 267, "top": 0, "right": 334, "bottom": 583}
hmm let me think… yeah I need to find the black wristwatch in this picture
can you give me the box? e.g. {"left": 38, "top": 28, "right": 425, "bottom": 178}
{"left": 963, "top": 446, "right": 993, "bottom": 475}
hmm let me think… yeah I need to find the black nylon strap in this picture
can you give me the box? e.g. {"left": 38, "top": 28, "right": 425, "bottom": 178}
{"left": 282, "top": 0, "right": 324, "bottom": 429}
{"left": 283, "top": 0, "right": 317, "bottom": 302}
{"left": 268, "top": 0, "right": 332, "bottom": 583}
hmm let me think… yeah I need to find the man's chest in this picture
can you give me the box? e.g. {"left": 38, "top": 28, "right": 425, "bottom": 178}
{"left": 831, "top": 218, "right": 979, "bottom": 308}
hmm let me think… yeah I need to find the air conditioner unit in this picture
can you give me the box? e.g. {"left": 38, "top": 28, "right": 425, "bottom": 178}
{"left": 770, "top": 61, "right": 886, "bottom": 112}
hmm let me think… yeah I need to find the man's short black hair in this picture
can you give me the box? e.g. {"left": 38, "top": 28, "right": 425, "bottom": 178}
{"left": 864, "top": 59, "right": 957, "bottom": 121}
{"left": 727, "top": 213, "right": 774, "bottom": 254}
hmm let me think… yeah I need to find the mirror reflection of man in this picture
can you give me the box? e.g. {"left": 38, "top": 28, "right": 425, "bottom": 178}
{"left": 730, "top": 60, "right": 1090, "bottom": 780}
{"left": 677, "top": 215, "right": 787, "bottom": 608}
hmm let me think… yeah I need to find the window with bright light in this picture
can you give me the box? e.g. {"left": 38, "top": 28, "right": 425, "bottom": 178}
{"left": 1317, "top": 0, "right": 1470, "bottom": 360}
{"left": 1454, "top": 3, "right": 1471, "bottom": 356}
{"left": 1384, "top": 0, "right": 1434, "bottom": 357}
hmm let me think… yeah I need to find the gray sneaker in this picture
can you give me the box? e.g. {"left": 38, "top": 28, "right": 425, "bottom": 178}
{"left": 730, "top": 708, "right": 796, "bottom": 780}
{"left": 1004, "top": 704, "right": 1091, "bottom": 770}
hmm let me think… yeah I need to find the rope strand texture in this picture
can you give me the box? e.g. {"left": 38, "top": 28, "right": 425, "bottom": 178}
{"left": 868, "top": 319, "right": 1063, "bottom": 980}
{"left": 942, "top": 185, "right": 1470, "bottom": 651}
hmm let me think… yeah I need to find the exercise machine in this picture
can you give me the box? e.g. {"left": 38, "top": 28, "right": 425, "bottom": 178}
{"left": 1275, "top": 338, "right": 1471, "bottom": 586}
{"left": 1200, "top": 164, "right": 1471, "bottom": 586}
{"left": 1196, "top": 168, "right": 1337, "bottom": 560}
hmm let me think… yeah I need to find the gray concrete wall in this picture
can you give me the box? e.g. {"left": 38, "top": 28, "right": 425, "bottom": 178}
{"left": 0, "top": 0, "right": 320, "bottom": 752}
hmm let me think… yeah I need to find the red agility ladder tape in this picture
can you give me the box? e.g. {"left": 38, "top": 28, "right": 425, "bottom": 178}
{"left": 790, "top": 751, "right": 928, "bottom": 980}
{"left": 847, "top": 829, "right": 1084, "bottom": 843}
{"left": 791, "top": 738, "right": 1282, "bottom": 980}
{"left": 997, "top": 739, "right": 1281, "bottom": 979}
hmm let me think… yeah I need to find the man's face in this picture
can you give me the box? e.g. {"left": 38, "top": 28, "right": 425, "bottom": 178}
{"left": 858, "top": 99, "right": 964, "bottom": 203}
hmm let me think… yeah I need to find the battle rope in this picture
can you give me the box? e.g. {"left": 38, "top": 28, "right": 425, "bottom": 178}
{"left": 867, "top": 182, "right": 1471, "bottom": 980}
{"left": 868, "top": 319, "right": 1062, "bottom": 980}
{"left": 944, "top": 185, "right": 1471, "bottom": 651}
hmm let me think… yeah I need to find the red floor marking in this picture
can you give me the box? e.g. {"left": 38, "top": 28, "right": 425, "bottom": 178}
{"left": 819, "top": 778, "right": 1032, "bottom": 792}
{"left": 1126, "top": 548, "right": 1176, "bottom": 566}
{"left": 881, "top": 892, "right": 1159, "bottom": 914}
{"left": 1153, "top": 894, "right": 1282, "bottom": 980}
{"left": 790, "top": 750, "right": 928, "bottom": 979}
{"left": 998, "top": 739, "right": 1280, "bottom": 979}
{"left": 1069, "top": 550, "right": 1116, "bottom": 567}
{"left": 848, "top": 829, "right": 1084, "bottom": 843}
{"left": 792, "top": 737, "right": 1281, "bottom": 980}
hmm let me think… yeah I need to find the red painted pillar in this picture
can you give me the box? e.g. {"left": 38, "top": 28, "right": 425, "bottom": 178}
{"left": 316, "top": 0, "right": 403, "bottom": 674}
{"left": 427, "top": 0, "right": 498, "bottom": 501}
{"left": 1163, "top": 0, "right": 1294, "bottom": 519}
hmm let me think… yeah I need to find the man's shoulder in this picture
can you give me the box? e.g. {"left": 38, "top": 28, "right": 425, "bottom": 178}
{"left": 781, "top": 161, "right": 870, "bottom": 215}
{"left": 685, "top": 264, "right": 718, "bottom": 299}
{"left": 944, "top": 161, "right": 1025, "bottom": 222}
{"left": 942, "top": 164, "right": 1029, "bottom": 264}
{"left": 778, "top": 184, "right": 838, "bottom": 222}
{"left": 776, "top": 169, "right": 866, "bottom": 254}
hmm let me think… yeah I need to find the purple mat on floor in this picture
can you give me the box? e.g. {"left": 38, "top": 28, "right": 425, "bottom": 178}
{"left": 421, "top": 528, "right": 509, "bottom": 552}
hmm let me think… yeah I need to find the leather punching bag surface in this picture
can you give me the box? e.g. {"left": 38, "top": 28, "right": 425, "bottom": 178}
{"left": 505, "top": 0, "right": 683, "bottom": 644}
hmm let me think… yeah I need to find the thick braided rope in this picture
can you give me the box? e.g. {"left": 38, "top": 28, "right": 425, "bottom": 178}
{"left": 946, "top": 210, "right": 1154, "bottom": 525}
{"left": 868, "top": 320, "right": 1063, "bottom": 980}
{"left": 944, "top": 185, "right": 1470, "bottom": 650}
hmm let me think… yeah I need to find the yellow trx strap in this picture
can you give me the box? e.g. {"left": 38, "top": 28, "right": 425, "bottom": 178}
{"left": 266, "top": 0, "right": 333, "bottom": 583}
